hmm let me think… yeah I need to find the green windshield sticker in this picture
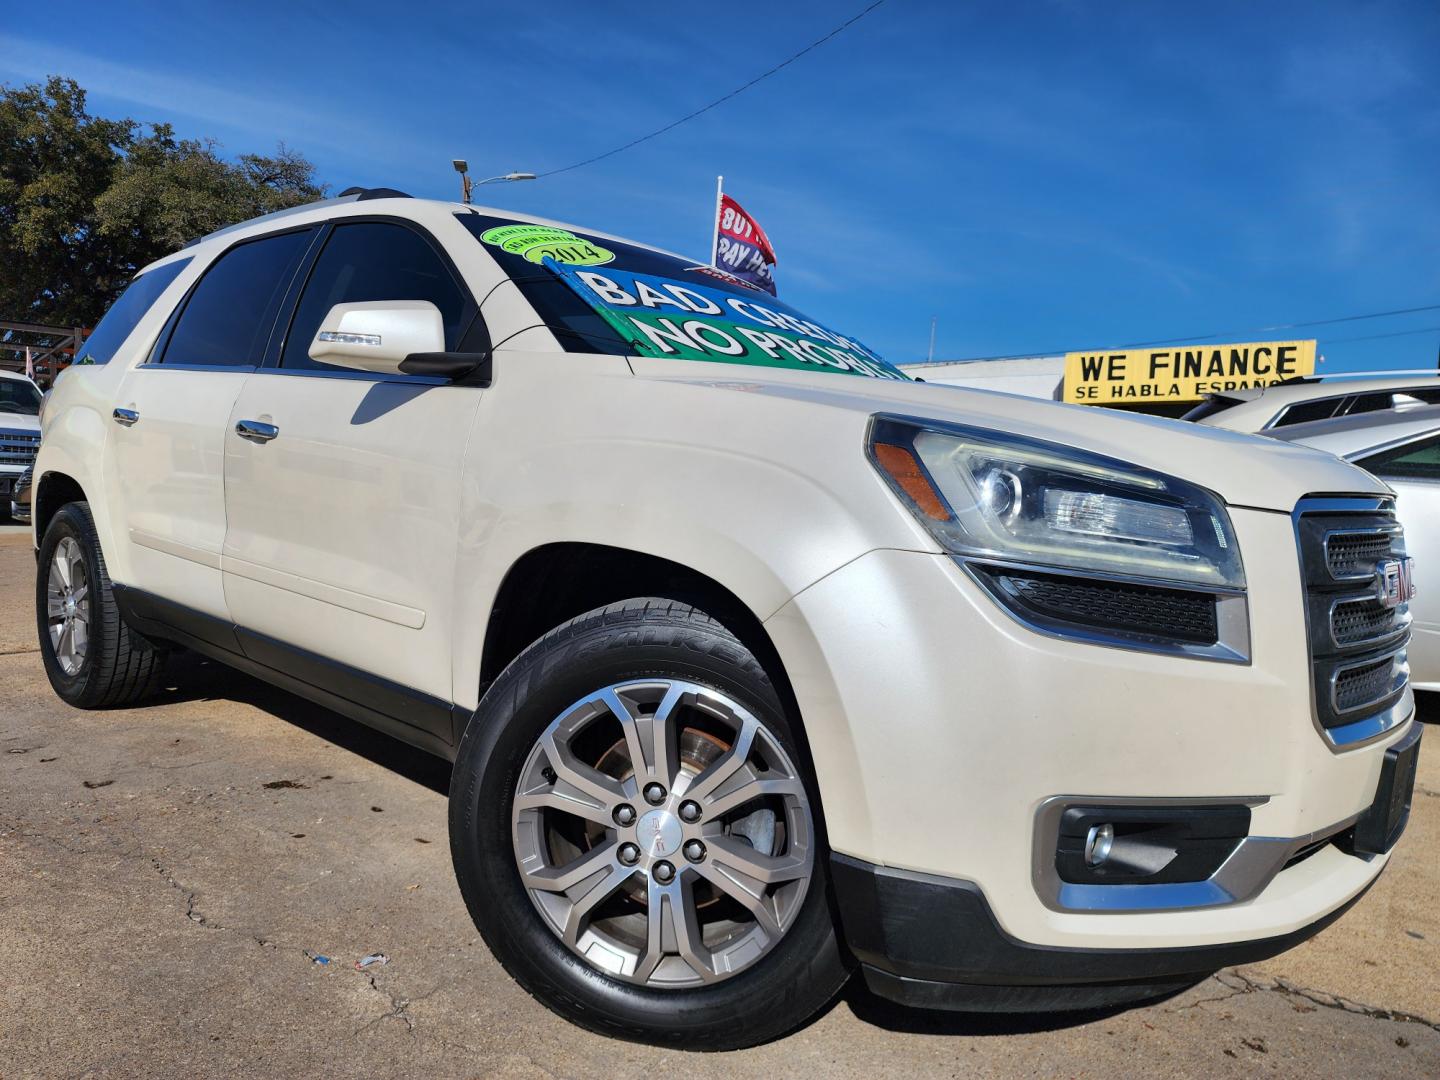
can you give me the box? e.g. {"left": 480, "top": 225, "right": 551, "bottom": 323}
{"left": 480, "top": 224, "right": 615, "bottom": 266}
{"left": 541, "top": 259, "right": 909, "bottom": 380}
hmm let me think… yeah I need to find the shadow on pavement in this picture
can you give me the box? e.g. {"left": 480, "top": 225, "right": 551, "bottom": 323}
{"left": 150, "top": 650, "right": 453, "bottom": 796}
{"left": 838, "top": 977, "right": 1145, "bottom": 1036}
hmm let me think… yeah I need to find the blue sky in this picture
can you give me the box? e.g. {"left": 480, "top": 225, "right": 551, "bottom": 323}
{"left": 3, "top": 1, "right": 1438, "bottom": 372}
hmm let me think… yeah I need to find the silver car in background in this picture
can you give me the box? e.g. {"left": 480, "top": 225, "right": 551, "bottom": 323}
{"left": 1272, "top": 404, "right": 1440, "bottom": 690}
{"left": 1187, "top": 372, "right": 1440, "bottom": 432}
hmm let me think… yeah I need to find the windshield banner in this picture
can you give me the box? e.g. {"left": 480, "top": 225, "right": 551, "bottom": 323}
{"left": 543, "top": 260, "right": 907, "bottom": 381}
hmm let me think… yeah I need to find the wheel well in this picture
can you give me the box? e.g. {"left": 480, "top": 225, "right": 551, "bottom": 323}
{"left": 480, "top": 543, "right": 796, "bottom": 708}
{"left": 34, "top": 472, "right": 86, "bottom": 541}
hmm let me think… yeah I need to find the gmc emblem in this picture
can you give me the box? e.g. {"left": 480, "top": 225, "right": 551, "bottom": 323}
{"left": 1377, "top": 556, "right": 1417, "bottom": 609}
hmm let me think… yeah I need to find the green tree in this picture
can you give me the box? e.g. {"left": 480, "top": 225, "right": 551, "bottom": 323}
{"left": 0, "top": 76, "right": 325, "bottom": 326}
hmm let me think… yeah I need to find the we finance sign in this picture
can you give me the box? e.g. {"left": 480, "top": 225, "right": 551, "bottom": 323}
{"left": 1063, "top": 340, "right": 1316, "bottom": 405}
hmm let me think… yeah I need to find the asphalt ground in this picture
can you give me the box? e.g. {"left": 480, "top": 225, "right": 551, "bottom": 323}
{"left": 2, "top": 532, "right": 1438, "bottom": 1077}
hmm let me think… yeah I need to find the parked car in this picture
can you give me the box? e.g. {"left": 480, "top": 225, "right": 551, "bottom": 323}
{"left": 0, "top": 369, "right": 43, "bottom": 514}
{"left": 31, "top": 190, "right": 1422, "bottom": 1048}
{"left": 1185, "top": 373, "right": 1440, "bottom": 432}
{"left": 1269, "top": 405, "right": 1440, "bottom": 690}
{"left": 10, "top": 464, "right": 32, "bottom": 524}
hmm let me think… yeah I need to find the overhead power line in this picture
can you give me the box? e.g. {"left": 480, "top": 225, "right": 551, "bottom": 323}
{"left": 1314, "top": 324, "right": 1440, "bottom": 346}
{"left": 1116, "top": 303, "right": 1440, "bottom": 350}
{"left": 909, "top": 302, "right": 1440, "bottom": 366}
{"left": 535, "top": 2, "right": 886, "bottom": 178}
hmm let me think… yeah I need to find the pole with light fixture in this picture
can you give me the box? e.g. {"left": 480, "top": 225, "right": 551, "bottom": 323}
{"left": 453, "top": 159, "right": 536, "bottom": 204}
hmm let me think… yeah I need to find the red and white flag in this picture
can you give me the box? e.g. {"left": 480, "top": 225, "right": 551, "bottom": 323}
{"left": 711, "top": 178, "right": 777, "bottom": 295}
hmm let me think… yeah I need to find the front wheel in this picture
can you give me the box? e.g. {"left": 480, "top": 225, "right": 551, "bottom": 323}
{"left": 449, "top": 598, "right": 849, "bottom": 1049}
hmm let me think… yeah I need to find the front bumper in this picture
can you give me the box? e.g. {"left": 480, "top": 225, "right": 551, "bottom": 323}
{"left": 830, "top": 853, "right": 1379, "bottom": 1011}
{"left": 829, "top": 719, "right": 1419, "bottom": 1010}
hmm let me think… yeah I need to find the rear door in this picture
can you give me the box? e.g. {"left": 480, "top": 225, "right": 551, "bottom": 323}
{"left": 110, "top": 227, "right": 315, "bottom": 628}
{"left": 221, "top": 217, "right": 486, "bottom": 737}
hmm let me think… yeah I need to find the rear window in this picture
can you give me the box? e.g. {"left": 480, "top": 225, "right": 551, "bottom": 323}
{"left": 458, "top": 214, "right": 907, "bottom": 381}
{"left": 1272, "top": 397, "right": 1345, "bottom": 427}
{"left": 74, "top": 258, "right": 191, "bottom": 366}
{"left": 1356, "top": 434, "right": 1440, "bottom": 482}
{"left": 162, "top": 230, "right": 313, "bottom": 368}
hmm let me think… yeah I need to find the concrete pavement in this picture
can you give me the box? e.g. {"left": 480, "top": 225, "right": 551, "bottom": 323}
{"left": 2, "top": 533, "right": 1437, "bottom": 1077}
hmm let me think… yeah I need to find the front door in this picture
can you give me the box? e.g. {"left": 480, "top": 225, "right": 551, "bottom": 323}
{"left": 221, "top": 219, "right": 485, "bottom": 739}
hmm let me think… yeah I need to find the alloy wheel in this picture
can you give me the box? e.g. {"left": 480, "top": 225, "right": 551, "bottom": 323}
{"left": 46, "top": 536, "right": 91, "bottom": 677}
{"left": 511, "top": 679, "right": 814, "bottom": 988}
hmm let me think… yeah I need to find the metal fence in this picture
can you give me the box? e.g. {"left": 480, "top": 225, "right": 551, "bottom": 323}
{"left": 1, "top": 321, "right": 87, "bottom": 387}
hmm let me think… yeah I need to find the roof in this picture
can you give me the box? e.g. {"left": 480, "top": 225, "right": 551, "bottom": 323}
{"left": 1268, "top": 402, "right": 1440, "bottom": 459}
{"left": 142, "top": 192, "right": 690, "bottom": 276}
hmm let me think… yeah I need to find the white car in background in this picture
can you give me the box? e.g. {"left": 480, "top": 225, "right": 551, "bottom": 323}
{"left": 1186, "top": 373, "right": 1440, "bottom": 433}
{"left": 0, "top": 369, "right": 44, "bottom": 517}
{"left": 1271, "top": 405, "right": 1440, "bottom": 690}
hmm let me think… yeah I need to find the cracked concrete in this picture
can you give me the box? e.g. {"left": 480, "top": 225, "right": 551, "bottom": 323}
{"left": 2, "top": 533, "right": 1439, "bottom": 1077}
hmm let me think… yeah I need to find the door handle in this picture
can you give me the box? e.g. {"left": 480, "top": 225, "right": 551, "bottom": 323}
{"left": 235, "top": 419, "right": 279, "bottom": 443}
{"left": 112, "top": 407, "right": 139, "bottom": 426}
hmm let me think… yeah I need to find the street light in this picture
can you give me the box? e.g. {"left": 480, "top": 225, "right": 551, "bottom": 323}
{"left": 452, "top": 159, "right": 536, "bottom": 204}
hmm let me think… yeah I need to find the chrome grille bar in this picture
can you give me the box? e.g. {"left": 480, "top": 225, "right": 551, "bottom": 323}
{"left": 1294, "top": 498, "right": 1412, "bottom": 748}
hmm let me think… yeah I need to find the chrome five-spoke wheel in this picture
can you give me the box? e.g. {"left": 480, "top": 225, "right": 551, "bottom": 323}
{"left": 46, "top": 535, "right": 91, "bottom": 676}
{"left": 511, "top": 678, "right": 815, "bottom": 988}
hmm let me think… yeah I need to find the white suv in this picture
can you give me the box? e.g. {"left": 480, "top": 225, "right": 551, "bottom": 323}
{"left": 33, "top": 190, "right": 1422, "bottom": 1048}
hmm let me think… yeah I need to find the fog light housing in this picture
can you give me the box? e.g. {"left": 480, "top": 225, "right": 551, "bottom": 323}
{"left": 1084, "top": 823, "right": 1114, "bottom": 867}
{"left": 1056, "top": 805, "right": 1251, "bottom": 885}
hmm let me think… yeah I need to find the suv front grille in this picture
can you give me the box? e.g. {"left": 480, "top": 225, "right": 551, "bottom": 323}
{"left": 1330, "top": 596, "right": 1401, "bottom": 647}
{"left": 0, "top": 429, "right": 40, "bottom": 467}
{"left": 1326, "top": 530, "right": 1396, "bottom": 579}
{"left": 1296, "top": 503, "right": 1410, "bottom": 739}
{"left": 1334, "top": 654, "right": 1399, "bottom": 711}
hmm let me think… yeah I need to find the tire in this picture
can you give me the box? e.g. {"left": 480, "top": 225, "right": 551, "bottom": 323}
{"left": 36, "top": 502, "right": 167, "bottom": 708}
{"left": 449, "top": 598, "right": 849, "bottom": 1049}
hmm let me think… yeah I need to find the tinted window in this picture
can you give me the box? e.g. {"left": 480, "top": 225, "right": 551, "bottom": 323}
{"left": 1357, "top": 434, "right": 1440, "bottom": 482}
{"left": 282, "top": 222, "right": 468, "bottom": 372}
{"left": 0, "top": 377, "right": 42, "bottom": 415}
{"left": 1272, "top": 398, "right": 1344, "bottom": 427}
{"left": 74, "top": 259, "right": 191, "bottom": 366}
{"left": 1340, "top": 392, "right": 1396, "bottom": 418}
{"left": 162, "top": 230, "right": 313, "bottom": 367}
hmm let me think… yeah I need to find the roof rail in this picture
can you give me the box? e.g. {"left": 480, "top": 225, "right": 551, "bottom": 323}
{"left": 180, "top": 187, "right": 415, "bottom": 249}
{"left": 336, "top": 186, "right": 413, "bottom": 201}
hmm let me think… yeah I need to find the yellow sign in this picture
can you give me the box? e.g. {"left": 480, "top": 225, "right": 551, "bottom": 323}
{"left": 1062, "top": 340, "right": 1316, "bottom": 405}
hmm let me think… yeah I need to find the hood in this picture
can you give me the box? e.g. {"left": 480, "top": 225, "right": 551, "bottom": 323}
{"left": 625, "top": 357, "right": 1388, "bottom": 512}
{"left": 0, "top": 412, "right": 40, "bottom": 435}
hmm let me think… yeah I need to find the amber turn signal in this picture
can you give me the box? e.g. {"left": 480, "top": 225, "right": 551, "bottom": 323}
{"left": 873, "top": 443, "right": 951, "bottom": 522}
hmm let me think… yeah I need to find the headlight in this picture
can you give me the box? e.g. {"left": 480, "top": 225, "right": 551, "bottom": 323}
{"left": 868, "top": 415, "right": 1244, "bottom": 590}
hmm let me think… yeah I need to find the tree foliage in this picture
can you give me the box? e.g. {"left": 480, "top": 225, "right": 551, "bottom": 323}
{"left": 0, "top": 76, "right": 326, "bottom": 326}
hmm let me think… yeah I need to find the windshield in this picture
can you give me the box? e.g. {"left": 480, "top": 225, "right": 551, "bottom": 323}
{"left": 0, "top": 378, "right": 42, "bottom": 415}
{"left": 458, "top": 213, "right": 909, "bottom": 382}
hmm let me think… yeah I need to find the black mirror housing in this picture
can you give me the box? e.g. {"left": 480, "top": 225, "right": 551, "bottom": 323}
{"left": 399, "top": 351, "right": 492, "bottom": 385}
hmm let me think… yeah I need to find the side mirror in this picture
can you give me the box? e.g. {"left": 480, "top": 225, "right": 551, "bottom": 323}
{"left": 308, "top": 301, "right": 445, "bottom": 374}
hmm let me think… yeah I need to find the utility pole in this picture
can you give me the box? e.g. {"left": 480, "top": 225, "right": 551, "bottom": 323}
{"left": 453, "top": 159, "right": 473, "bottom": 205}
{"left": 711, "top": 176, "right": 724, "bottom": 267}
